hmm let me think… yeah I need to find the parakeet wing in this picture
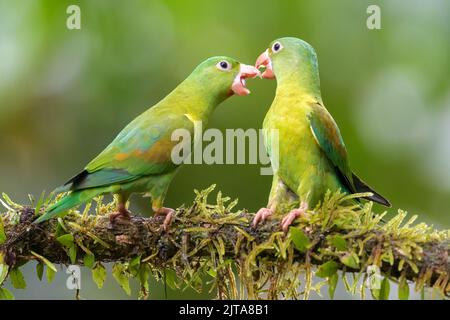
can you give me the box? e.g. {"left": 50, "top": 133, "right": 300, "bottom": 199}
{"left": 307, "top": 103, "right": 354, "bottom": 190}
{"left": 65, "top": 112, "right": 194, "bottom": 191}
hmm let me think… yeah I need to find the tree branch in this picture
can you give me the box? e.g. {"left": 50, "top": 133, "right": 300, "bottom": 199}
{"left": 0, "top": 187, "right": 449, "bottom": 299}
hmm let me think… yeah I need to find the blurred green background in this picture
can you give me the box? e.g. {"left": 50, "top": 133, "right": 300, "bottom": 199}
{"left": 0, "top": 0, "right": 449, "bottom": 299}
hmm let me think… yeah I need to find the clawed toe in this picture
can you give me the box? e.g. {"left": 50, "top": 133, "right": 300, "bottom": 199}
{"left": 154, "top": 207, "right": 175, "bottom": 232}
{"left": 162, "top": 211, "right": 174, "bottom": 231}
{"left": 281, "top": 202, "right": 308, "bottom": 233}
{"left": 281, "top": 206, "right": 307, "bottom": 233}
{"left": 109, "top": 210, "right": 131, "bottom": 222}
{"left": 252, "top": 207, "right": 274, "bottom": 228}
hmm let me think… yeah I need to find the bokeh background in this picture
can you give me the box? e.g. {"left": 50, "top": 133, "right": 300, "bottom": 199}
{"left": 0, "top": 0, "right": 448, "bottom": 299}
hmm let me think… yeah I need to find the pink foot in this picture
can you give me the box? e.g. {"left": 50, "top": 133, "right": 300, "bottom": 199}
{"left": 281, "top": 202, "right": 308, "bottom": 233}
{"left": 109, "top": 208, "right": 131, "bottom": 222}
{"left": 154, "top": 207, "right": 175, "bottom": 231}
{"left": 252, "top": 207, "right": 274, "bottom": 228}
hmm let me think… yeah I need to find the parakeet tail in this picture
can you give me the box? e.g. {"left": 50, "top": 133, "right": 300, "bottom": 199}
{"left": 53, "top": 169, "right": 90, "bottom": 193}
{"left": 34, "top": 188, "right": 102, "bottom": 223}
{"left": 352, "top": 173, "right": 391, "bottom": 207}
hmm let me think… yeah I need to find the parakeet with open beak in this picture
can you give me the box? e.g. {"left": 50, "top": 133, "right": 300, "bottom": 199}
{"left": 252, "top": 37, "right": 390, "bottom": 232}
{"left": 35, "top": 56, "right": 259, "bottom": 229}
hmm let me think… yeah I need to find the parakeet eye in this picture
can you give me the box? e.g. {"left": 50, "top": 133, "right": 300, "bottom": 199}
{"left": 216, "top": 60, "right": 232, "bottom": 71}
{"left": 272, "top": 42, "right": 283, "bottom": 53}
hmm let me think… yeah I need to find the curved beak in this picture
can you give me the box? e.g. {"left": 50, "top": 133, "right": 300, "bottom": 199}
{"left": 255, "top": 49, "right": 275, "bottom": 79}
{"left": 231, "top": 64, "right": 260, "bottom": 96}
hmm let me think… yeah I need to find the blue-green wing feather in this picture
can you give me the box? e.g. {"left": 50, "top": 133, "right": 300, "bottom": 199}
{"left": 307, "top": 103, "right": 355, "bottom": 191}
{"left": 63, "top": 112, "right": 193, "bottom": 191}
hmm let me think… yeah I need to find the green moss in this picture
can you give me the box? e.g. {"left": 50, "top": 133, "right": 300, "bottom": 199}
{"left": 0, "top": 186, "right": 449, "bottom": 300}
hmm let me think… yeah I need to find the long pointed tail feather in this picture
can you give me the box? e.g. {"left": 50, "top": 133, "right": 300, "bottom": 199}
{"left": 352, "top": 173, "right": 391, "bottom": 207}
{"left": 34, "top": 188, "right": 102, "bottom": 223}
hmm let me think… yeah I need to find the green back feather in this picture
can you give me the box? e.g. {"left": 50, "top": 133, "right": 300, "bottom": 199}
{"left": 37, "top": 56, "right": 245, "bottom": 223}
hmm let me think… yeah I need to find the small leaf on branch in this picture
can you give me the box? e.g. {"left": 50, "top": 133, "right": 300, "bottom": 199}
{"left": 112, "top": 263, "right": 131, "bottom": 295}
{"left": 56, "top": 234, "right": 74, "bottom": 247}
{"left": 36, "top": 263, "right": 44, "bottom": 281}
{"left": 92, "top": 263, "right": 106, "bottom": 289}
{"left": 10, "top": 268, "right": 26, "bottom": 289}
{"left": 316, "top": 261, "right": 339, "bottom": 278}
{"left": 0, "top": 287, "right": 14, "bottom": 300}
{"left": 290, "top": 227, "right": 310, "bottom": 253}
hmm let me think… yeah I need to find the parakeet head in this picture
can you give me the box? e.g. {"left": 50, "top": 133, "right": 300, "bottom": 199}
{"left": 255, "top": 37, "right": 319, "bottom": 83}
{"left": 188, "top": 56, "right": 260, "bottom": 99}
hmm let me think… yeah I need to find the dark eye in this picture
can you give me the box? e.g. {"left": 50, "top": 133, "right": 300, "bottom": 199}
{"left": 216, "top": 60, "right": 232, "bottom": 71}
{"left": 272, "top": 42, "right": 282, "bottom": 52}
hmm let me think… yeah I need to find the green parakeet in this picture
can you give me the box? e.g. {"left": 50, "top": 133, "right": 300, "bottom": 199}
{"left": 35, "top": 57, "right": 259, "bottom": 228}
{"left": 252, "top": 37, "right": 390, "bottom": 231}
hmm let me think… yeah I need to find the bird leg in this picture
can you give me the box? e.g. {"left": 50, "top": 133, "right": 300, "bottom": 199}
{"left": 252, "top": 206, "right": 274, "bottom": 228}
{"left": 109, "top": 201, "right": 131, "bottom": 222}
{"left": 281, "top": 201, "right": 308, "bottom": 233}
{"left": 153, "top": 206, "right": 175, "bottom": 231}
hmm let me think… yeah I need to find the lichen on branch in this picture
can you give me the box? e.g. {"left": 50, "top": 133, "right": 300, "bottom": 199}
{"left": 0, "top": 186, "right": 448, "bottom": 300}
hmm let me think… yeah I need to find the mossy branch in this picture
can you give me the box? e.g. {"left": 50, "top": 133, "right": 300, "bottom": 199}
{"left": 0, "top": 186, "right": 448, "bottom": 300}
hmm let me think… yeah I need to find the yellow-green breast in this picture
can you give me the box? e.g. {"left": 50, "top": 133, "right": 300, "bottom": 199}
{"left": 264, "top": 91, "right": 343, "bottom": 206}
